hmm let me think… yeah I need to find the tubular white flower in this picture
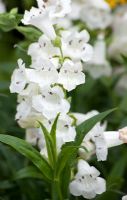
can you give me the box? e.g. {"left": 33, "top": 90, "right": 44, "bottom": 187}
{"left": 22, "top": 7, "right": 56, "bottom": 40}
{"left": 69, "top": 160, "right": 106, "bottom": 199}
{"left": 104, "top": 131, "right": 123, "bottom": 148}
{"left": 22, "top": 0, "right": 71, "bottom": 39}
{"left": 32, "top": 86, "right": 70, "bottom": 119}
{"left": 122, "top": 195, "right": 127, "bottom": 200}
{"left": 58, "top": 60, "right": 85, "bottom": 91}
{"left": 85, "top": 34, "right": 112, "bottom": 79}
{"left": 10, "top": 59, "right": 27, "bottom": 94}
{"left": 61, "top": 29, "right": 93, "bottom": 62}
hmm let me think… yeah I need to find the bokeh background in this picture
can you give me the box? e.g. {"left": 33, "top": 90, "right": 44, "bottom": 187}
{"left": 0, "top": 0, "right": 127, "bottom": 199}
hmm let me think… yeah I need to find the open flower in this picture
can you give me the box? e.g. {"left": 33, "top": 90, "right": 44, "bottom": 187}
{"left": 0, "top": 0, "right": 6, "bottom": 13}
{"left": 10, "top": 59, "right": 27, "bottom": 94}
{"left": 58, "top": 60, "right": 85, "bottom": 91}
{"left": 25, "top": 61, "right": 59, "bottom": 88}
{"left": 28, "top": 35, "right": 60, "bottom": 69}
{"left": 32, "top": 86, "right": 70, "bottom": 119}
{"left": 62, "top": 29, "right": 93, "bottom": 62}
{"left": 69, "top": 160, "right": 106, "bottom": 199}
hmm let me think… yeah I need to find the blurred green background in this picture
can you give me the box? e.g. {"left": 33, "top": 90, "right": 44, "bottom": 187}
{"left": 0, "top": 0, "right": 127, "bottom": 199}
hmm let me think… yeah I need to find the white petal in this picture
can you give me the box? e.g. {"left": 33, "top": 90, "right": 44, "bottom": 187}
{"left": 104, "top": 131, "right": 123, "bottom": 148}
{"left": 69, "top": 181, "right": 82, "bottom": 196}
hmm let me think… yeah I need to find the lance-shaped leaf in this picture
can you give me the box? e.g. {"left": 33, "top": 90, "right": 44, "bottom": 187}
{"left": 56, "top": 108, "right": 116, "bottom": 176}
{"left": 0, "top": 134, "right": 53, "bottom": 181}
{"left": 13, "top": 166, "right": 44, "bottom": 180}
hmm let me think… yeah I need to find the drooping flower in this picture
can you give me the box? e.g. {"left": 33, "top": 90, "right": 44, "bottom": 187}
{"left": 69, "top": 159, "right": 106, "bottom": 199}
{"left": 58, "top": 60, "right": 85, "bottom": 91}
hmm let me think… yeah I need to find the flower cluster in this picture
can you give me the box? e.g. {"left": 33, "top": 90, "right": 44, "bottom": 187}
{"left": 9, "top": 0, "right": 127, "bottom": 199}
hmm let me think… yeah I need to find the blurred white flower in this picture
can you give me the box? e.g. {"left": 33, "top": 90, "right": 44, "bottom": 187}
{"left": 58, "top": 60, "right": 85, "bottom": 91}
{"left": 10, "top": 59, "right": 27, "bottom": 94}
{"left": 108, "top": 6, "right": 127, "bottom": 60}
{"left": 122, "top": 195, "right": 127, "bottom": 200}
{"left": 80, "top": 0, "right": 112, "bottom": 30}
{"left": 32, "top": 86, "right": 70, "bottom": 119}
{"left": 85, "top": 34, "right": 112, "bottom": 79}
{"left": 62, "top": 29, "right": 93, "bottom": 62}
{"left": 69, "top": 159, "right": 106, "bottom": 199}
{"left": 0, "top": 0, "right": 6, "bottom": 13}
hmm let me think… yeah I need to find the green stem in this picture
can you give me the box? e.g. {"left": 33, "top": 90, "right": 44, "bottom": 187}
{"left": 51, "top": 179, "right": 63, "bottom": 200}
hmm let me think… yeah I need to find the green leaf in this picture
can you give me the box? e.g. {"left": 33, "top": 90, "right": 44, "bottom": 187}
{"left": 50, "top": 113, "right": 60, "bottom": 153}
{"left": 0, "top": 9, "right": 22, "bottom": 32}
{"left": 56, "top": 108, "right": 116, "bottom": 176}
{"left": 39, "top": 122, "right": 56, "bottom": 167}
{"left": 16, "top": 26, "right": 42, "bottom": 42}
{"left": 13, "top": 166, "right": 44, "bottom": 180}
{"left": 0, "top": 134, "right": 53, "bottom": 181}
{"left": 0, "top": 180, "right": 15, "bottom": 189}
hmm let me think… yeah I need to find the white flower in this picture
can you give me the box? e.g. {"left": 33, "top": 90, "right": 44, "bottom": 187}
{"left": 16, "top": 99, "right": 32, "bottom": 121}
{"left": 69, "top": 160, "right": 106, "bottom": 199}
{"left": 0, "top": 0, "right": 5, "bottom": 13}
{"left": 104, "top": 131, "right": 123, "bottom": 148}
{"left": 119, "top": 127, "right": 127, "bottom": 143}
{"left": 40, "top": 114, "right": 76, "bottom": 156}
{"left": 22, "top": 7, "right": 56, "bottom": 39}
{"left": 56, "top": 115, "right": 76, "bottom": 150}
{"left": 10, "top": 59, "right": 27, "bottom": 94}
{"left": 122, "top": 195, "right": 127, "bottom": 200}
{"left": 25, "top": 62, "right": 59, "bottom": 88}
{"left": 68, "top": 0, "right": 82, "bottom": 20}
{"left": 32, "top": 86, "right": 70, "bottom": 119}
{"left": 79, "top": 141, "right": 95, "bottom": 160}
{"left": 80, "top": 0, "right": 112, "bottom": 30}
{"left": 73, "top": 111, "right": 107, "bottom": 161}
{"left": 61, "top": 29, "right": 93, "bottom": 62}
{"left": 37, "top": 0, "right": 71, "bottom": 18}
{"left": 22, "top": 0, "right": 71, "bottom": 39}
{"left": 108, "top": 6, "right": 127, "bottom": 60}
{"left": 25, "top": 128, "right": 40, "bottom": 146}
{"left": 58, "top": 60, "right": 85, "bottom": 91}
{"left": 85, "top": 34, "right": 112, "bottom": 79}
{"left": 28, "top": 35, "right": 60, "bottom": 69}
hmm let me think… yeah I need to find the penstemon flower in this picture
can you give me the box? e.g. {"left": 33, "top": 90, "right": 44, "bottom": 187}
{"left": 0, "top": 0, "right": 5, "bottom": 13}
{"left": 69, "top": 160, "right": 106, "bottom": 199}
{"left": 6, "top": 0, "right": 127, "bottom": 199}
